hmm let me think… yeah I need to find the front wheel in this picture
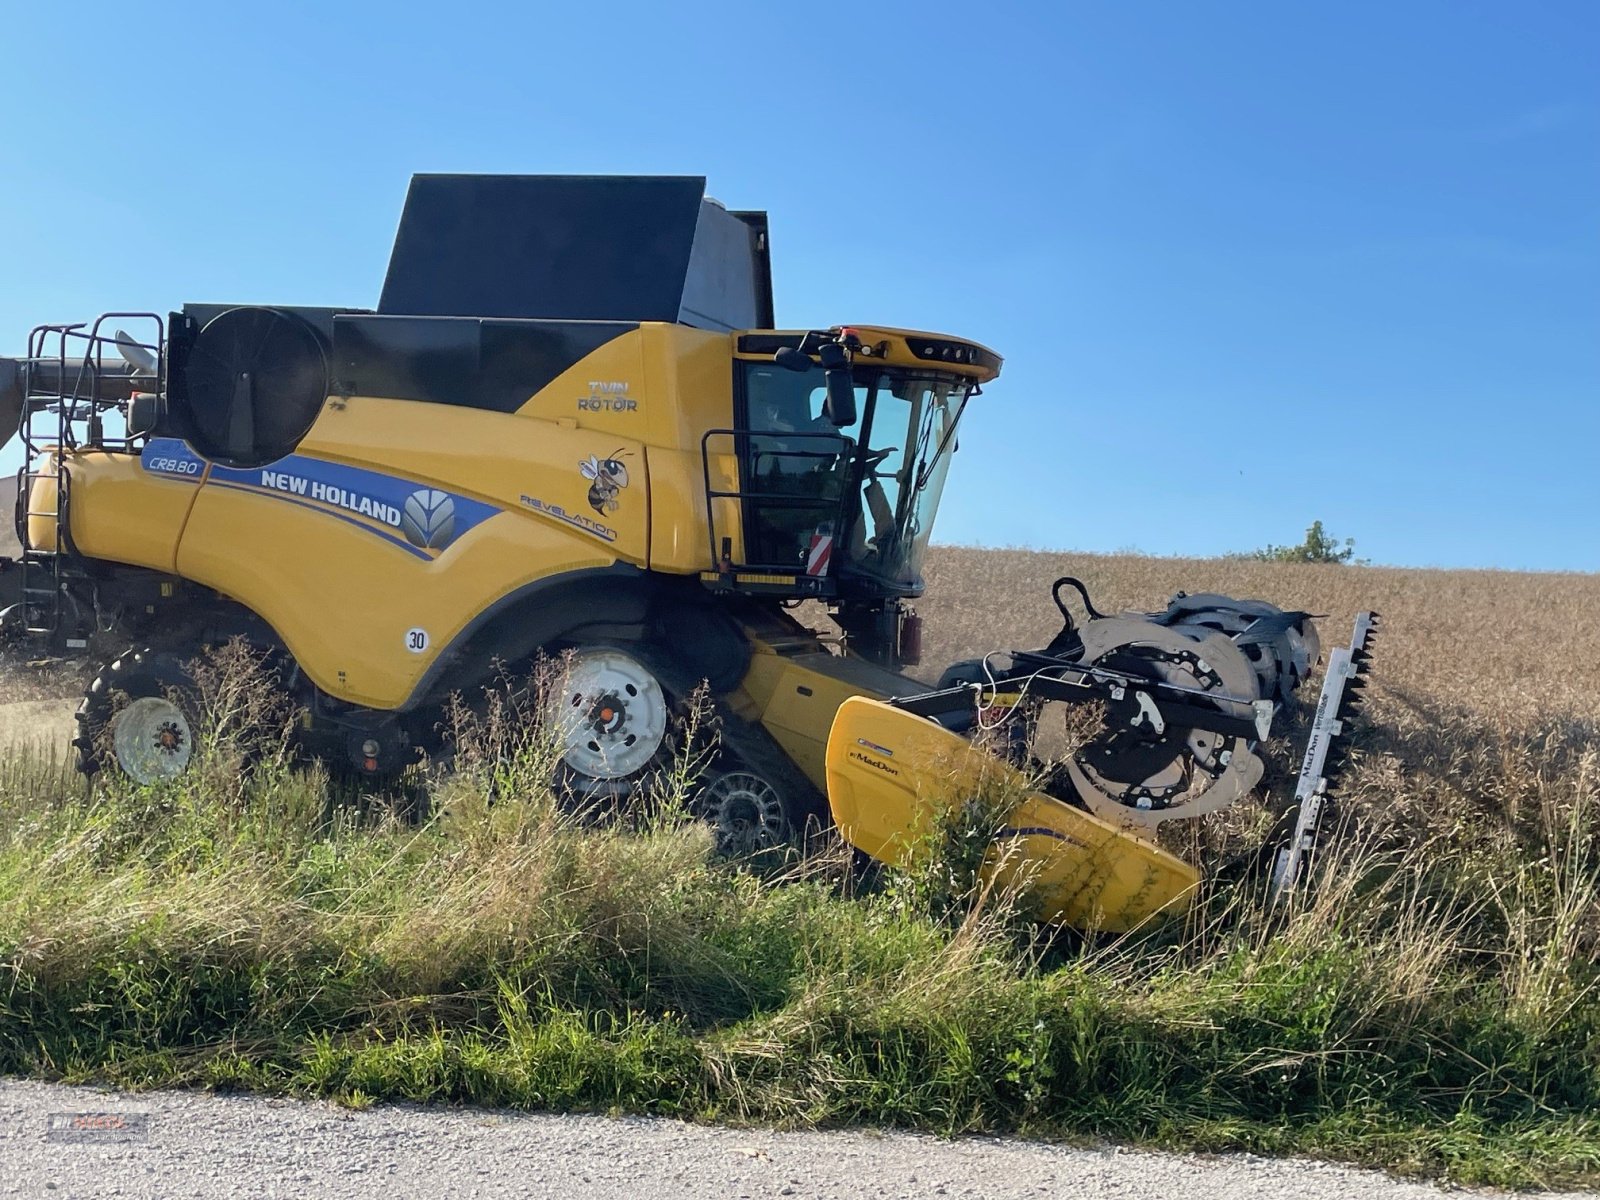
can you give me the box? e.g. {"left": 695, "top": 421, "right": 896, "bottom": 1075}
{"left": 74, "top": 649, "right": 202, "bottom": 783}
{"left": 541, "top": 645, "right": 815, "bottom": 855}
{"left": 548, "top": 645, "right": 673, "bottom": 799}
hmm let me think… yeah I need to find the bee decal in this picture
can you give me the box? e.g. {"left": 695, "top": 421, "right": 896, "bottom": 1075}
{"left": 580, "top": 450, "right": 630, "bottom": 516}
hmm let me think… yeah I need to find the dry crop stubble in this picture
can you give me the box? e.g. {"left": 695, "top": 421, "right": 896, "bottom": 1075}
{"left": 916, "top": 546, "right": 1600, "bottom": 940}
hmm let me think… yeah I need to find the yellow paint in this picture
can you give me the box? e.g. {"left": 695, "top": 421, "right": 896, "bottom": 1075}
{"left": 29, "top": 449, "right": 199, "bottom": 569}
{"left": 517, "top": 330, "right": 650, "bottom": 433}
{"left": 734, "top": 647, "right": 922, "bottom": 792}
{"left": 22, "top": 451, "right": 61, "bottom": 553}
{"left": 732, "top": 325, "right": 1001, "bottom": 383}
{"left": 645, "top": 446, "right": 715, "bottom": 572}
{"left": 34, "top": 320, "right": 1001, "bottom": 722}
{"left": 176, "top": 480, "right": 614, "bottom": 709}
{"left": 825, "top": 697, "right": 1200, "bottom": 932}
{"left": 298, "top": 395, "right": 650, "bottom": 565}
{"left": 517, "top": 323, "right": 747, "bottom": 572}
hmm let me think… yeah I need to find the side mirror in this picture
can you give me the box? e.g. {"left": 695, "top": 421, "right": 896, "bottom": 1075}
{"left": 127, "top": 392, "right": 164, "bottom": 437}
{"left": 773, "top": 346, "right": 812, "bottom": 373}
{"left": 818, "top": 342, "right": 857, "bottom": 427}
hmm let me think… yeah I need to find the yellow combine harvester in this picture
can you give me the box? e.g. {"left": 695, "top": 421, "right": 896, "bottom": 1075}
{"left": 0, "top": 175, "right": 1367, "bottom": 931}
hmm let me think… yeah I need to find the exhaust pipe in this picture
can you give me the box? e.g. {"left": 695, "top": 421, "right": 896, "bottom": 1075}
{"left": 0, "top": 358, "right": 20, "bottom": 443}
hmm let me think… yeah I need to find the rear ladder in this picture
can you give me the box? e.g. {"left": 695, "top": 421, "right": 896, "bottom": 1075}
{"left": 12, "top": 315, "right": 164, "bottom": 640}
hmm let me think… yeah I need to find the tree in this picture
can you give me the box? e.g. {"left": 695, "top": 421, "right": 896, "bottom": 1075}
{"left": 1252, "top": 520, "right": 1359, "bottom": 565}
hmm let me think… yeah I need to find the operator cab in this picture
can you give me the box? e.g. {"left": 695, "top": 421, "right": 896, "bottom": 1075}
{"left": 711, "top": 326, "right": 1000, "bottom": 607}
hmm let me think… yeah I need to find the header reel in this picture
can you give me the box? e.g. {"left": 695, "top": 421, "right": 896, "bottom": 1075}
{"left": 898, "top": 578, "right": 1328, "bottom": 833}
{"left": 828, "top": 583, "right": 1378, "bottom": 931}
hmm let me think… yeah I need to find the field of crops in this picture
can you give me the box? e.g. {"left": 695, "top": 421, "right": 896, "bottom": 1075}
{"left": 923, "top": 545, "right": 1600, "bottom": 857}
{"left": 0, "top": 548, "right": 1596, "bottom": 1188}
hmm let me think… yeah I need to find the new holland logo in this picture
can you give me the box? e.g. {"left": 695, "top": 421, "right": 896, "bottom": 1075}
{"left": 401, "top": 488, "right": 456, "bottom": 550}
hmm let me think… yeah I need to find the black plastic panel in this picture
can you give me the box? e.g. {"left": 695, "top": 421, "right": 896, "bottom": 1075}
{"left": 380, "top": 175, "right": 705, "bottom": 322}
{"left": 333, "top": 315, "right": 636, "bottom": 412}
{"left": 378, "top": 175, "right": 771, "bottom": 331}
{"left": 182, "top": 304, "right": 367, "bottom": 344}
{"left": 185, "top": 307, "right": 330, "bottom": 466}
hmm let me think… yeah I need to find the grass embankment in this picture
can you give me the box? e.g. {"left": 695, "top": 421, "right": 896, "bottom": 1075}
{"left": 1, "top": 554, "right": 1598, "bottom": 1188}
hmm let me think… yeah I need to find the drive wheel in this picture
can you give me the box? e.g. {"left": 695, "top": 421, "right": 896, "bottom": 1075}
{"left": 695, "top": 769, "right": 794, "bottom": 857}
{"left": 74, "top": 649, "right": 202, "bottom": 783}
{"left": 548, "top": 646, "right": 672, "bottom": 799}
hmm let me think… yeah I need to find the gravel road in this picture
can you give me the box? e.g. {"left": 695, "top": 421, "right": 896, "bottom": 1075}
{"left": 2, "top": 1079, "right": 1591, "bottom": 1200}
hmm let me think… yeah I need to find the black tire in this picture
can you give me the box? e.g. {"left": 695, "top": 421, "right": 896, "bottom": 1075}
{"left": 74, "top": 648, "right": 203, "bottom": 782}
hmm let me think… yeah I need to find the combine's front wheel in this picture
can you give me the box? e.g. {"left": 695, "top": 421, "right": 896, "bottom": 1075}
{"left": 548, "top": 646, "right": 672, "bottom": 799}
{"left": 546, "top": 645, "right": 809, "bottom": 855}
{"left": 74, "top": 649, "right": 202, "bottom": 783}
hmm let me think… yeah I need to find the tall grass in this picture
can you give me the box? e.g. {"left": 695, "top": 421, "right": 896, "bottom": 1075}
{"left": 1, "top": 555, "right": 1598, "bottom": 1187}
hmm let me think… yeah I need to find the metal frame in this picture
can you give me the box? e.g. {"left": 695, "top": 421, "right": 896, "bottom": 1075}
{"left": 13, "top": 313, "right": 164, "bottom": 639}
{"left": 1270, "top": 611, "right": 1381, "bottom": 899}
{"left": 889, "top": 647, "right": 1271, "bottom": 742}
{"left": 700, "top": 426, "right": 853, "bottom": 588}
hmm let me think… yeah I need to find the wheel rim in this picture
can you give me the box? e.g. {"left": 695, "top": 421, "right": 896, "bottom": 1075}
{"left": 1064, "top": 618, "right": 1263, "bottom": 827}
{"left": 552, "top": 649, "right": 668, "bottom": 779}
{"left": 698, "top": 771, "right": 788, "bottom": 856}
{"left": 110, "top": 696, "right": 195, "bottom": 784}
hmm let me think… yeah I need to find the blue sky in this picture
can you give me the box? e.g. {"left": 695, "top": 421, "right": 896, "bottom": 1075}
{"left": 1, "top": 0, "right": 1595, "bottom": 570}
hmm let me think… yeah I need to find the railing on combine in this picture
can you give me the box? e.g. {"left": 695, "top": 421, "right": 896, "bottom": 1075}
{"left": 13, "top": 314, "right": 164, "bottom": 639}
{"left": 700, "top": 427, "right": 852, "bottom": 596}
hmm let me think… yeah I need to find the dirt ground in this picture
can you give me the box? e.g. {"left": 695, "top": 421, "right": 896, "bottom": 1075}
{"left": 0, "top": 696, "right": 76, "bottom": 759}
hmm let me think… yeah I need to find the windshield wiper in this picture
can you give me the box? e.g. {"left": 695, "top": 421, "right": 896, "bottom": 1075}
{"left": 913, "top": 392, "right": 971, "bottom": 491}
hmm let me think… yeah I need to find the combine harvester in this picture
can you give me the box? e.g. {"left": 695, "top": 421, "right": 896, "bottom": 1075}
{"left": 0, "top": 175, "right": 1372, "bottom": 930}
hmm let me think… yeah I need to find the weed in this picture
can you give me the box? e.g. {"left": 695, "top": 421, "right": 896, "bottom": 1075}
{"left": 0, "top": 550, "right": 1597, "bottom": 1187}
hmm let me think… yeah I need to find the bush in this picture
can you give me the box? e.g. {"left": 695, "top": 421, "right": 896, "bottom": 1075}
{"left": 1251, "top": 520, "right": 1360, "bottom": 564}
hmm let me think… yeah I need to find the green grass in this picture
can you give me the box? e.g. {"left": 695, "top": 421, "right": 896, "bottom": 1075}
{"left": 0, "top": 730, "right": 1596, "bottom": 1192}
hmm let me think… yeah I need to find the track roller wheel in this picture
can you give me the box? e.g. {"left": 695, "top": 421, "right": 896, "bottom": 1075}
{"left": 74, "top": 648, "right": 203, "bottom": 784}
{"left": 542, "top": 644, "right": 818, "bottom": 855}
{"left": 694, "top": 769, "right": 796, "bottom": 857}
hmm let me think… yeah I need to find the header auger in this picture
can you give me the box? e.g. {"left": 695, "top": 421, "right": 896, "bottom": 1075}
{"left": 0, "top": 174, "right": 1375, "bottom": 931}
